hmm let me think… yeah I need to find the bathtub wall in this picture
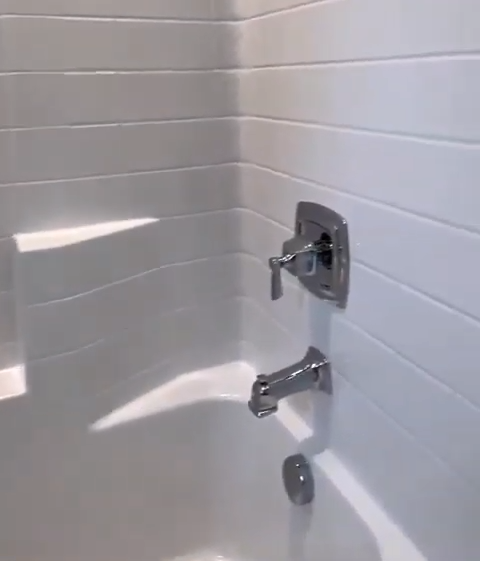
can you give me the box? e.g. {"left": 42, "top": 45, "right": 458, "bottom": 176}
{"left": 0, "top": 1, "right": 240, "bottom": 454}
{"left": 1, "top": 4, "right": 479, "bottom": 559}
{"left": 237, "top": 2, "right": 480, "bottom": 560}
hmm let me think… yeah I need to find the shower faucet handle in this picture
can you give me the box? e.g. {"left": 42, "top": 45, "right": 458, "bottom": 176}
{"left": 268, "top": 236, "right": 318, "bottom": 301}
{"left": 269, "top": 255, "right": 293, "bottom": 301}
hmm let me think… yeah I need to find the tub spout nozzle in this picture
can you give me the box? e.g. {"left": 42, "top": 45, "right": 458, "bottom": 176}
{"left": 248, "top": 347, "right": 331, "bottom": 419}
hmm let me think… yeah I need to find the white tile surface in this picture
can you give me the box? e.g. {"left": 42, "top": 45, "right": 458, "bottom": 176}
{"left": 331, "top": 317, "right": 480, "bottom": 489}
{"left": 0, "top": 237, "right": 15, "bottom": 292}
{"left": 241, "top": 118, "right": 480, "bottom": 233}
{"left": 7, "top": 71, "right": 238, "bottom": 128}
{"left": 331, "top": 374, "right": 480, "bottom": 561}
{"left": 0, "top": 0, "right": 241, "bottom": 481}
{"left": 346, "top": 263, "right": 480, "bottom": 408}
{"left": 2, "top": 0, "right": 218, "bottom": 18}
{"left": 22, "top": 251, "right": 241, "bottom": 360}
{"left": 0, "top": 291, "right": 16, "bottom": 344}
{"left": 234, "top": 0, "right": 318, "bottom": 19}
{"left": 27, "top": 297, "right": 242, "bottom": 410}
{"left": 237, "top": 3, "right": 480, "bottom": 559}
{"left": 1, "top": 3, "right": 480, "bottom": 561}
{"left": 7, "top": 164, "right": 239, "bottom": 233}
{"left": 241, "top": 59, "right": 480, "bottom": 142}
{"left": 2, "top": 17, "right": 235, "bottom": 71}
{"left": 240, "top": 0, "right": 480, "bottom": 67}
{"left": 8, "top": 119, "right": 238, "bottom": 183}
{"left": 0, "top": 342, "right": 21, "bottom": 371}
{"left": 17, "top": 211, "right": 238, "bottom": 304}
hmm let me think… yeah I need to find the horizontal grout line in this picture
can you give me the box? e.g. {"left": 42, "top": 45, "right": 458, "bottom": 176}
{"left": 2, "top": 111, "right": 476, "bottom": 145}
{"left": 242, "top": 161, "right": 480, "bottom": 237}
{"left": 0, "top": 69, "right": 239, "bottom": 76}
{"left": 242, "top": 50, "right": 480, "bottom": 69}
{"left": 2, "top": 52, "right": 478, "bottom": 76}
{"left": 2, "top": 115, "right": 240, "bottom": 131}
{"left": 0, "top": 14, "right": 236, "bottom": 23}
{"left": 0, "top": 162, "right": 239, "bottom": 188}
{"left": 14, "top": 111, "right": 479, "bottom": 147}
{"left": 239, "top": 52, "right": 480, "bottom": 70}
{"left": 245, "top": 115, "right": 480, "bottom": 147}
{"left": 354, "top": 259, "right": 480, "bottom": 331}
{"left": 0, "top": 66, "right": 239, "bottom": 73}
{"left": 333, "top": 365, "right": 480, "bottom": 496}
{"left": 339, "top": 312, "right": 480, "bottom": 417}
{"left": 0, "top": 116, "right": 235, "bottom": 133}
{"left": 28, "top": 240, "right": 239, "bottom": 308}
{"left": 240, "top": 0, "right": 341, "bottom": 21}
{"left": 30, "top": 294, "right": 243, "bottom": 365}
{"left": 241, "top": 205, "right": 292, "bottom": 235}
{"left": 356, "top": 255, "right": 480, "bottom": 330}
{"left": 27, "top": 249, "right": 240, "bottom": 307}
{"left": 31, "top": 337, "right": 103, "bottom": 365}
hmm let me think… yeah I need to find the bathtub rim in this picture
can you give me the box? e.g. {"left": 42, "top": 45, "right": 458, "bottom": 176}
{"left": 91, "top": 360, "right": 427, "bottom": 561}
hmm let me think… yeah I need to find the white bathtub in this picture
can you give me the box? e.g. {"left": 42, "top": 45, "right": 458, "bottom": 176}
{"left": 0, "top": 363, "right": 425, "bottom": 561}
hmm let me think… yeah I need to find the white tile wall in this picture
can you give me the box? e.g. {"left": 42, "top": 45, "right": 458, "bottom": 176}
{"left": 0, "top": 2, "right": 240, "bottom": 461}
{"left": 18, "top": 212, "right": 237, "bottom": 305}
{"left": 237, "top": 1, "right": 480, "bottom": 559}
{"left": 22, "top": 245, "right": 240, "bottom": 360}
{"left": 1, "top": 2, "right": 479, "bottom": 560}
{"left": 27, "top": 295, "right": 243, "bottom": 415}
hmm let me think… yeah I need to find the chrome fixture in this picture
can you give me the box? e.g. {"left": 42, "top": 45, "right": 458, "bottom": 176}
{"left": 283, "top": 454, "right": 315, "bottom": 506}
{"left": 269, "top": 238, "right": 332, "bottom": 301}
{"left": 248, "top": 347, "right": 332, "bottom": 419}
{"left": 268, "top": 202, "right": 350, "bottom": 308}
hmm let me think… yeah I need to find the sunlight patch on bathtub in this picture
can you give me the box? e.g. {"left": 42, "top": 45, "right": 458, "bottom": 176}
{"left": 90, "top": 363, "right": 254, "bottom": 433}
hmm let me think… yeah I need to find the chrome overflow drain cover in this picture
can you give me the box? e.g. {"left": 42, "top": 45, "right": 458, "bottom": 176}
{"left": 282, "top": 454, "right": 315, "bottom": 506}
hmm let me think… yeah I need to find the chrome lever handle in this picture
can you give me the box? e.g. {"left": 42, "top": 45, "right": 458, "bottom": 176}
{"left": 269, "top": 240, "right": 334, "bottom": 301}
{"left": 269, "top": 254, "right": 294, "bottom": 301}
{"left": 269, "top": 257, "right": 282, "bottom": 301}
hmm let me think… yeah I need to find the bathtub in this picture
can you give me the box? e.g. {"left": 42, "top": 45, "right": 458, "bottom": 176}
{"left": 0, "top": 363, "right": 425, "bottom": 561}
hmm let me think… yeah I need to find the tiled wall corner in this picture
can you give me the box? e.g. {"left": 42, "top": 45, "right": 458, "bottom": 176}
{"left": 0, "top": 2, "right": 241, "bottom": 446}
{"left": 0, "top": 236, "right": 21, "bottom": 371}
